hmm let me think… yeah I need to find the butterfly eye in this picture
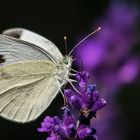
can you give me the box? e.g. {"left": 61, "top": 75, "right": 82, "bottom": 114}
{"left": 64, "top": 59, "right": 69, "bottom": 65}
{"left": 63, "top": 57, "right": 69, "bottom": 65}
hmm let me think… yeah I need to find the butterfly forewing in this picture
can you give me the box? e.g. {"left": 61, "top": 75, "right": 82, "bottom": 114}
{"left": 3, "top": 28, "right": 63, "bottom": 63}
{"left": 0, "top": 34, "right": 62, "bottom": 66}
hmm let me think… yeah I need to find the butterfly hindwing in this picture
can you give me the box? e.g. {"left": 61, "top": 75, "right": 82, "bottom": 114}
{"left": 0, "top": 60, "right": 61, "bottom": 123}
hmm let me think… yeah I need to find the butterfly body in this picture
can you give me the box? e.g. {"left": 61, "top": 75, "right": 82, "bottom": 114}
{"left": 0, "top": 28, "right": 72, "bottom": 123}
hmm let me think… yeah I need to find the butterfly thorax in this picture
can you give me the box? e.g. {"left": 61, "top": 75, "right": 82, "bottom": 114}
{"left": 57, "top": 56, "right": 72, "bottom": 84}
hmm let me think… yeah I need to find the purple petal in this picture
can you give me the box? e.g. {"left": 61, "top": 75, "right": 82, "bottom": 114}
{"left": 92, "top": 99, "right": 106, "bottom": 112}
{"left": 38, "top": 116, "right": 54, "bottom": 133}
{"left": 65, "top": 124, "right": 76, "bottom": 138}
{"left": 53, "top": 125, "right": 67, "bottom": 139}
{"left": 82, "top": 93, "right": 93, "bottom": 109}
{"left": 69, "top": 95, "right": 82, "bottom": 110}
{"left": 64, "top": 89, "right": 74, "bottom": 99}
{"left": 77, "top": 127, "right": 92, "bottom": 139}
{"left": 92, "top": 90, "right": 100, "bottom": 103}
{"left": 63, "top": 108, "right": 76, "bottom": 126}
{"left": 87, "top": 84, "right": 96, "bottom": 93}
{"left": 76, "top": 71, "right": 90, "bottom": 81}
{"left": 53, "top": 116, "right": 62, "bottom": 125}
{"left": 47, "top": 133, "right": 61, "bottom": 140}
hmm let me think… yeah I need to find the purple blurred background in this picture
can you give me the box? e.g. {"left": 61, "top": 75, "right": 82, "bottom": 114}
{"left": 73, "top": 1, "right": 140, "bottom": 140}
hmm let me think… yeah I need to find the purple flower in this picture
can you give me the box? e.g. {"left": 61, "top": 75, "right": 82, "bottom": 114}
{"left": 47, "top": 133, "right": 61, "bottom": 140}
{"left": 38, "top": 71, "right": 106, "bottom": 140}
{"left": 63, "top": 108, "right": 76, "bottom": 126}
{"left": 92, "top": 99, "right": 106, "bottom": 112}
{"left": 38, "top": 116, "right": 54, "bottom": 133}
{"left": 92, "top": 91, "right": 100, "bottom": 103}
{"left": 77, "top": 127, "right": 95, "bottom": 140}
{"left": 76, "top": 71, "right": 90, "bottom": 92}
{"left": 81, "top": 92, "right": 93, "bottom": 109}
{"left": 64, "top": 89, "right": 81, "bottom": 110}
{"left": 87, "top": 84, "right": 96, "bottom": 94}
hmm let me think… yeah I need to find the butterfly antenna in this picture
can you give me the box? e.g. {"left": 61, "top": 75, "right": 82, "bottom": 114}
{"left": 69, "top": 27, "right": 101, "bottom": 55}
{"left": 75, "top": 57, "right": 84, "bottom": 71}
{"left": 64, "top": 36, "right": 68, "bottom": 55}
{"left": 80, "top": 59, "right": 84, "bottom": 72}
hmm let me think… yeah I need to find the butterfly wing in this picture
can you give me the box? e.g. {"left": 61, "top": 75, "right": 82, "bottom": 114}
{"left": 3, "top": 28, "right": 63, "bottom": 63}
{"left": 0, "top": 34, "right": 63, "bottom": 66}
{"left": 0, "top": 29, "right": 66, "bottom": 123}
{"left": 0, "top": 60, "right": 61, "bottom": 123}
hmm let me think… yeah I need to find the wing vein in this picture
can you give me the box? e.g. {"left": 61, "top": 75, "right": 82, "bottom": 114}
{"left": 0, "top": 93, "right": 21, "bottom": 113}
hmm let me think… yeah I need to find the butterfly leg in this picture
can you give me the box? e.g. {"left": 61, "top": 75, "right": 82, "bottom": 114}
{"left": 59, "top": 88, "right": 67, "bottom": 108}
{"left": 66, "top": 79, "right": 82, "bottom": 95}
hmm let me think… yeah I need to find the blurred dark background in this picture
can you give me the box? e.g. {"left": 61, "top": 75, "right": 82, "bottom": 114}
{"left": 0, "top": 0, "right": 139, "bottom": 140}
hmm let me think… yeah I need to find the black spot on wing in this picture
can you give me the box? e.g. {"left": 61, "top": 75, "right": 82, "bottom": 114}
{"left": 0, "top": 55, "right": 5, "bottom": 64}
{"left": 3, "top": 29, "right": 22, "bottom": 39}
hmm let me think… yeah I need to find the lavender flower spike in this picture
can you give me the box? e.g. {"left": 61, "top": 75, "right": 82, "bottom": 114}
{"left": 38, "top": 71, "right": 106, "bottom": 140}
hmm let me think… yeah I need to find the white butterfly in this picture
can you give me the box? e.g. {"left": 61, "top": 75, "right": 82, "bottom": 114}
{"left": 0, "top": 28, "right": 73, "bottom": 123}
{"left": 0, "top": 27, "right": 100, "bottom": 123}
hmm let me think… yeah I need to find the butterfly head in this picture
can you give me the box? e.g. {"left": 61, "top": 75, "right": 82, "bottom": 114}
{"left": 62, "top": 56, "right": 72, "bottom": 68}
